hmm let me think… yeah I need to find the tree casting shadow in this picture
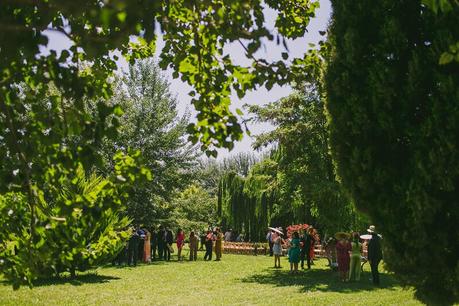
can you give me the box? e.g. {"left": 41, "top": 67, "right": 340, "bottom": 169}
{"left": 240, "top": 267, "right": 399, "bottom": 294}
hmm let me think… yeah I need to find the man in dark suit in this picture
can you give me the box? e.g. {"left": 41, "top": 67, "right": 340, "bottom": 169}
{"left": 301, "top": 228, "right": 314, "bottom": 269}
{"left": 127, "top": 227, "right": 140, "bottom": 266}
{"left": 367, "top": 225, "right": 383, "bottom": 285}
{"left": 204, "top": 230, "right": 214, "bottom": 261}
{"left": 137, "top": 227, "right": 145, "bottom": 261}
{"left": 164, "top": 227, "right": 174, "bottom": 261}
{"left": 112, "top": 242, "right": 127, "bottom": 266}
{"left": 157, "top": 226, "right": 166, "bottom": 260}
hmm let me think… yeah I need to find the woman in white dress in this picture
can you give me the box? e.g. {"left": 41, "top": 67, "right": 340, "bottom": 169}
{"left": 272, "top": 232, "right": 283, "bottom": 268}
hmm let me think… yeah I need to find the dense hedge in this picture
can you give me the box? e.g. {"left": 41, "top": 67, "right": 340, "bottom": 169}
{"left": 325, "top": 0, "right": 458, "bottom": 304}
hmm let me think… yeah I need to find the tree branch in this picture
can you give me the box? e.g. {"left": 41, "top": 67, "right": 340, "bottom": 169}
{"left": 237, "top": 39, "right": 268, "bottom": 67}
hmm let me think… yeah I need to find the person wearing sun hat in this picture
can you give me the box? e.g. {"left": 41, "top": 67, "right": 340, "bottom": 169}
{"left": 367, "top": 225, "right": 383, "bottom": 285}
{"left": 335, "top": 232, "right": 351, "bottom": 281}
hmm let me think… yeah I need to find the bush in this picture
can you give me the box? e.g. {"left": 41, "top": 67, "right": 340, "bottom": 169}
{"left": 326, "top": 0, "right": 459, "bottom": 304}
{"left": 0, "top": 192, "right": 35, "bottom": 289}
{"left": 0, "top": 167, "right": 130, "bottom": 288}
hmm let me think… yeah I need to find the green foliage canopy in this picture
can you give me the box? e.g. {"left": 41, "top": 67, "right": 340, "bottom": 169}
{"left": 217, "top": 86, "right": 367, "bottom": 240}
{"left": 101, "top": 59, "right": 198, "bottom": 225}
{"left": 248, "top": 87, "right": 366, "bottom": 234}
{"left": 168, "top": 184, "right": 217, "bottom": 234}
{"left": 0, "top": 2, "right": 323, "bottom": 285}
{"left": 1, "top": 0, "right": 321, "bottom": 153}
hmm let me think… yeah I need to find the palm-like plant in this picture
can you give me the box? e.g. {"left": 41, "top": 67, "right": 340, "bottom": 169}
{"left": 46, "top": 166, "right": 131, "bottom": 277}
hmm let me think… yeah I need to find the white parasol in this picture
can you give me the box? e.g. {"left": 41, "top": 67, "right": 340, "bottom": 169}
{"left": 360, "top": 234, "right": 372, "bottom": 240}
{"left": 268, "top": 227, "right": 283, "bottom": 235}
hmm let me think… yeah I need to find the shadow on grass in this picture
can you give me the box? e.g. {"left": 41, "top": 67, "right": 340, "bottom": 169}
{"left": 116, "top": 257, "right": 191, "bottom": 266}
{"left": 110, "top": 260, "right": 167, "bottom": 268}
{"left": 241, "top": 267, "right": 399, "bottom": 294}
{"left": 109, "top": 257, "right": 193, "bottom": 269}
{"left": 1, "top": 273, "right": 120, "bottom": 288}
{"left": 0, "top": 272, "right": 121, "bottom": 288}
{"left": 30, "top": 273, "right": 121, "bottom": 287}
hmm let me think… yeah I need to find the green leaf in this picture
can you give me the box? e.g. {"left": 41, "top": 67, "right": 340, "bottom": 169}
{"left": 117, "top": 12, "right": 127, "bottom": 22}
{"left": 113, "top": 105, "right": 124, "bottom": 116}
{"left": 439, "top": 52, "right": 454, "bottom": 65}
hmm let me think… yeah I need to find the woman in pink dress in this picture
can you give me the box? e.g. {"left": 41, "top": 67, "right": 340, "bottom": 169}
{"left": 176, "top": 228, "right": 185, "bottom": 261}
{"left": 335, "top": 233, "right": 351, "bottom": 282}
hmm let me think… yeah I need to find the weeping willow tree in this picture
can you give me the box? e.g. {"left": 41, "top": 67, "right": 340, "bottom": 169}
{"left": 218, "top": 171, "right": 245, "bottom": 231}
{"left": 217, "top": 158, "right": 278, "bottom": 241}
{"left": 217, "top": 154, "right": 365, "bottom": 241}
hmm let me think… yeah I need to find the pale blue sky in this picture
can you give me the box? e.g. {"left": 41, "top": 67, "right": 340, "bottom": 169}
{"left": 41, "top": 0, "right": 331, "bottom": 159}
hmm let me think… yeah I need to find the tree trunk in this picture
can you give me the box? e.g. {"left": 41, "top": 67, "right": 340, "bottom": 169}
{"left": 70, "top": 267, "right": 76, "bottom": 278}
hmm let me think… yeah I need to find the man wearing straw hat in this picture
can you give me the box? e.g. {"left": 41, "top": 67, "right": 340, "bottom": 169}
{"left": 367, "top": 225, "right": 383, "bottom": 285}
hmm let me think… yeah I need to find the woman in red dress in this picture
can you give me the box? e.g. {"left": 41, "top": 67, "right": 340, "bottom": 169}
{"left": 335, "top": 233, "right": 351, "bottom": 282}
{"left": 176, "top": 228, "right": 185, "bottom": 261}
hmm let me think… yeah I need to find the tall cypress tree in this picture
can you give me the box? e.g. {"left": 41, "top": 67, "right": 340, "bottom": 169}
{"left": 326, "top": 0, "right": 458, "bottom": 303}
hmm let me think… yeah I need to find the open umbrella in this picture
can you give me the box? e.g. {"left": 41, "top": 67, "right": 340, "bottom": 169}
{"left": 360, "top": 234, "right": 372, "bottom": 240}
{"left": 268, "top": 227, "right": 283, "bottom": 235}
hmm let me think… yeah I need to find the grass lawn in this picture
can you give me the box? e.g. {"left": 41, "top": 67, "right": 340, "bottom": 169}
{"left": 0, "top": 251, "right": 422, "bottom": 306}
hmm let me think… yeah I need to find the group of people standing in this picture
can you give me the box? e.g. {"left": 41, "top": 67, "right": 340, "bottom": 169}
{"left": 288, "top": 228, "right": 318, "bottom": 274}
{"left": 116, "top": 224, "right": 383, "bottom": 286}
{"left": 335, "top": 232, "right": 362, "bottom": 282}
{"left": 335, "top": 225, "right": 383, "bottom": 285}
{"left": 114, "top": 226, "right": 175, "bottom": 266}
{"left": 267, "top": 226, "right": 317, "bottom": 273}
{"left": 267, "top": 224, "right": 383, "bottom": 286}
{"left": 151, "top": 226, "right": 224, "bottom": 262}
{"left": 203, "top": 228, "right": 223, "bottom": 261}
{"left": 113, "top": 225, "right": 227, "bottom": 266}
